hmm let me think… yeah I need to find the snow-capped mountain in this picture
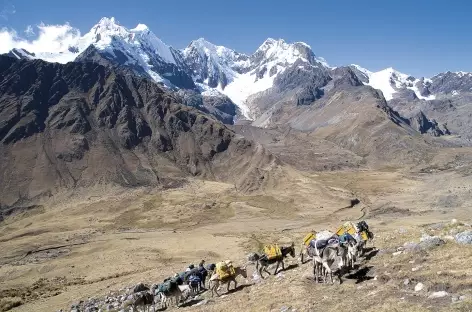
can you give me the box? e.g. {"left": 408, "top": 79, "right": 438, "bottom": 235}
{"left": 182, "top": 37, "right": 331, "bottom": 118}
{"left": 427, "top": 71, "right": 472, "bottom": 95}
{"left": 349, "top": 65, "right": 435, "bottom": 101}
{"left": 74, "top": 17, "right": 195, "bottom": 89}
{"left": 182, "top": 38, "right": 249, "bottom": 89}
{"left": 5, "top": 16, "right": 472, "bottom": 133}
{"left": 6, "top": 48, "right": 35, "bottom": 60}
{"left": 4, "top": 17, "right": 196, "bottom": 90}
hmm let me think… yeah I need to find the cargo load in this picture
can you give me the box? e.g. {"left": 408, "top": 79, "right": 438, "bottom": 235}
{"left": 303, "top": 232, "right": 316, "bottom": 246}
{"left": 215, "top": 260, "right": 235, "bottom": 279}
{"left": 263, "top": 244, "right": 282, "bottom": 260}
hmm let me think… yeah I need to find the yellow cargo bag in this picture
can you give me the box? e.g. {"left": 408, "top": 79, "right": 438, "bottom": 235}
{"left": 360, "top": 231, "right": 368, "bottom": 241}
{"left": 303, "top": 232, "right": 316, "bottom": 246}
{"left": 215, "top": 261, "right": 235, "bottom": 279}
{"left": 263, "top": 244, "right": 282, "bottom": 260}
{"left": 336, "top": 221, "right": 357, "bottom": 236}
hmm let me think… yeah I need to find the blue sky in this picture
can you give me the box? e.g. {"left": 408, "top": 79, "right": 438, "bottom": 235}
{"left": 1, "top": 0, "right": 471, "bottom": 77}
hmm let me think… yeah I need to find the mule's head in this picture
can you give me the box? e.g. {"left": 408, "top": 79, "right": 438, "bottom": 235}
{"left": 368, "top": 230, "right": 374, "bottom": 240}
{"left": 239, "top": 266, "right": 248, "bottom": 279}
{"left": 289, "top": 243, "right": 296, "bottom": 258}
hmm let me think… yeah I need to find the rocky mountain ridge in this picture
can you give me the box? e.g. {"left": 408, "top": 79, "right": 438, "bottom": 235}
{"left": 0, "top": 55, "right": 278, "bottom": 207}
{"left": 5, "top": 17, "right": 472, "bottom": 144}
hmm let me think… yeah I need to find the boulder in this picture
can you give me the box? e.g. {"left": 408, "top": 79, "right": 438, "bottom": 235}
{"left": 415, "top": 282, "right": 425, "bottom": 292}
{"left": 429, "top": 291, "right": 449, "bottom": 299}
{"left": 455, "top": 231, "right": 472, "bottom": 245}
{"left": 403, "top": 242, "right": 420, "bottom": 251}
{"left": 418, "top": 234, "right": 445, "bottom": 250}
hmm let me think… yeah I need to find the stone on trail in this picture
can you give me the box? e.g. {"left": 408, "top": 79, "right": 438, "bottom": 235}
{"left": 415, "top": 282, "right": 425, "bottom": 292}
{"left": 429, "top": 291, "right": 449, "bottom": 299}
{"left": 403, "top": 242, "right": 420, "bottom": 251}
{"left": 252, "top": 272, "right": 262, "bottom": 283}
{"left": 418, "top": 234, "right": 445, "bottom": 250}
{"left": 455, "top": 231, "right": 472, "bottom": 244}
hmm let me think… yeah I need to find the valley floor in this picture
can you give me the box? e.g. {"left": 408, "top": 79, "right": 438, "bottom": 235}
{"left": 1, "top": 167, "right": 472, "bottom": 311}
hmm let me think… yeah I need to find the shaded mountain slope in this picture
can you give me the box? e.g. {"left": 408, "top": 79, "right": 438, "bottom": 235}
{"left": 0, "top": 56, "right": 278, "bottom": 207}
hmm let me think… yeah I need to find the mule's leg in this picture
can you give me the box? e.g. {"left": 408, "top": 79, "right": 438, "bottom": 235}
{"left": 210, "top": 281, "right": 215, "bottom": 297}
{"left": 337, "top": 270, "right": 343, "bottom": 284}
{"left": 264, "top": 265, "right": 271, "bottom": 276}
{"left": 213, "top": 281, "right": 220, "bottom": 297}
{"left": 313, "top": 259, "right": 318, "bottom": 283}
{"left": 281, "top": 259, "right": 286, "bottom": 271}
{"left": 274, "top": 261, "right": 280, "bottom": 275}
{"left": 322, "top": 262, "right": 332, "bottom": 284}
{"left": 260, "top": 263, "right": 270, "bottom": 279}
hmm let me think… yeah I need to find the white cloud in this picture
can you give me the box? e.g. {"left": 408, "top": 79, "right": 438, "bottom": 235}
{"left": 24, "top": 25, "right": 35, "bottom": 36}
{"left": 0, "top": 22, "right": 82, "bottom": 63}
{"left": 0, "top": 3, "right": 15, "bottom": 20}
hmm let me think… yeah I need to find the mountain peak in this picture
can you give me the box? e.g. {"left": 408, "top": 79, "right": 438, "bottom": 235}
{"left": 257, "top": 38, "right": 312, "bottom": 51}
{"left": 131, "top": 23, "right": 149, "bottom": 32}
{"left": 252, "top": 38, "right": 316, "bottom": 67}
{"left": 257, "top": 38, "right": 285, "bottom": 50}
{"left": 185, "top": 38, "right": 246, "bottom": 62}
{"left": 350, "top": 64, "right": 373, "bottom": 76}
{"left": 95, "top": 17, "right": 119, "bottom": 29}
{"left": 188, "top": 37, "right": 216, "bottom": 50}
{"left": 88, "top": 17, "right": 129, "bottom": 44}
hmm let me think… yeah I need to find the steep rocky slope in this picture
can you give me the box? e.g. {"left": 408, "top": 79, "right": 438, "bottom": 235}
{"left": 249, "top": 70, "right": 439, "bottom": 167}
{"left": 0, "top": 56, "right": 278, "bottom": 207}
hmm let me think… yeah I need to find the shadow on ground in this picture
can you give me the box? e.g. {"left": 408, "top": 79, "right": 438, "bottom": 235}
{"left": 227, "top": 284, "right": 252, "bottom": 294}
{"left": 345, "top": 266, "right": 375, "bottom": 284}
{"left": 364, "top": 248, "right": 379, "bottom": 261}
